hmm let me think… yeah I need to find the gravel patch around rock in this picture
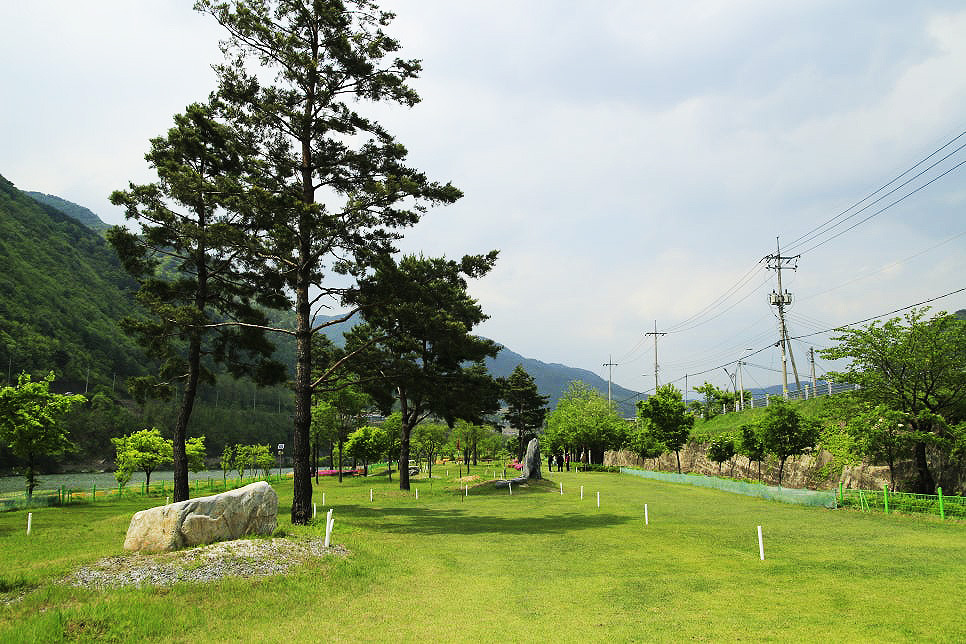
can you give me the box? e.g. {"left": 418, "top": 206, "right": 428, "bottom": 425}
{"left": 62, "top": 538, "right": 348, "bottom": 589}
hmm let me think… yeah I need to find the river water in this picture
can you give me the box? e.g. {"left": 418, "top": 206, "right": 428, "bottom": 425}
{"left": 0, "top": 468, "right": 293, "bottom": 495}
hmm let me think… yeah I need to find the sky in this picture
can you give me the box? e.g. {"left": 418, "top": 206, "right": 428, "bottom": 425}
{"left": 2, "top": 1, "right": 965, "bottom": 402}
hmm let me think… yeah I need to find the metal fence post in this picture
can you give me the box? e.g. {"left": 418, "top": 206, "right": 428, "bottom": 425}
{"left": 883, "top": 484, "right": 889, "bottom": 514}
{"left": 938, "top": 487, "right": 944, "bottom": 520}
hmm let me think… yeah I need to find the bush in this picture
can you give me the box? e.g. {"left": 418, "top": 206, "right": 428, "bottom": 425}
{"left": 576, "top": 464, "right": 620, "bottom": 473}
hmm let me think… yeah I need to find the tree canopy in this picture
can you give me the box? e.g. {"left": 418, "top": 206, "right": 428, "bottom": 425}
{"left": 197, "top": 0, "right": 463, "bottom": 523}
{"left": 636, "top": 384, "right": 693, "bottom": 473}
{"left": 820, "top": 308, "right": 966, "bottom": 492}
{"left": 0, "top": 372, "right": 85, "bottom": 496}
{"left": 501, "top": 365, "right": 549, "bottom": 460}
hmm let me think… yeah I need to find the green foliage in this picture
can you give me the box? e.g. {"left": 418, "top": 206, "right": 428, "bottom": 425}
{"left": 737, "top": 423, "right": 766, "bottom": 482}
{"left": 0, "top": 372, "right": 85, "bottom": 496}
{"left": 544, "top": 381, "right": 627, "bottom": 464}
{"left": 757, "top": 397, "right": 819, "bottom": 486}
{"left": 501, "top": 364, "right": 550, "bottom": 458}
{"left": 345, "top": 425, "right": 387, "bottom": 475}
{"left": 185, "top": 436, "right": 207, "bottom": 473}
{"left": 626, "top": 421, "right": 664, "bottom": 462}
{"left": 0, "top": 174, "right": 146, "bottom": 390}
{"left": 820, "top": 308, "right": 966, "bottom": 492}
{"left": 637, "top": 384, "right": 694, "bottom": 473}
{"left": 196, "top": 0, "right": 464, "bottom": 523}
{"left": 111, "top": 428, "right": 173, "bottom": 489}
{"left": 346, "top": 253, "right": 499, "bottom": 490}
{"left": 707, "top": 435, "right": 736, "bottom": 473}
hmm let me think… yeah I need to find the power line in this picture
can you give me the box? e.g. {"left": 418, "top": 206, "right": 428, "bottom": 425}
{"left": 783, "top": 128, "right": 966, "bottom": 254}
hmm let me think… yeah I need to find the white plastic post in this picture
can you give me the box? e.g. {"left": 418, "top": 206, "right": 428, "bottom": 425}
{"left": 415, "top": 488, "right": 418, "bottom": 500}
{"left": 597, "top": 491, "right": 600, "bottom": 508}
{"left": 322, "top": 492, "right": 326, "bottom": 506}
{"left": 370, "top": 488, "right": 373, "bottom": 502}
{"left": 509, "top": 481, "right": 512, "bottom": 495}
{"left": 465, "top": 485, "right": 468, "bottom": 497}
{"left": 644, "top": 504, "right": 649, "bottom": 526}
{"left": 27, "top": 512, "right": 32, "bottom": 535}
{"left": 313, "top": 503, "right": 317, "bottom": 518}
{"left": 580, "top": 485, "right": 584, "bottom": 500}
{"left": 165, "top": 496, "right": 169, "bottom": 505}
{"left": 324, "top": 516, "right": 334, "bottom": 548}
{"left": 757, "top": 525, "right": 765, "bottom": 560}
{"left": 560, "top": 482, "right": 563, "bottom": 495}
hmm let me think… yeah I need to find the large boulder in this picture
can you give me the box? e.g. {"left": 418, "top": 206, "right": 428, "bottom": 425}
{"left": 520, "top": 437, "right": 542, "bottom": 480}
{"left": 124, "top": 481, "right": 278, "bottom": 553}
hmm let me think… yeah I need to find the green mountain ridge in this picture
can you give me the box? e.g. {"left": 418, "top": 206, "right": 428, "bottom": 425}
{"left": 25, "top": 191, "right": 111, "bottom": 233}
{"left": 0, "top": 174, "right": 145, "bottom": 392}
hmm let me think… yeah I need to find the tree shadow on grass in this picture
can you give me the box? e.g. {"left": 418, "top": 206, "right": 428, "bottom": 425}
{"left": 330, "top": 503, "right": 632, "bottom": 535}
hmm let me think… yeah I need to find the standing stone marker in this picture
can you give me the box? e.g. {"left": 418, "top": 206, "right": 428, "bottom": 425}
{"left": 124, "top": 481, "right": 278, "bottom": 553}
{"left": 496, "top": 438, "right": 542, "bottom": 488}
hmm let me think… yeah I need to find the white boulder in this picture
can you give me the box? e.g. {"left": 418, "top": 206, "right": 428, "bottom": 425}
{"left": 124, "top": 481, "right": 278, "bottom": 553}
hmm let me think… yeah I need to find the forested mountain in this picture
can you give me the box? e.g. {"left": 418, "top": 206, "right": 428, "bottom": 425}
{"left": 313, "top": 314, "right": 643, "bottom": 415}
{"left": 0, "top": 174, "right": 145, "bottom": 392}
{"left": 24, "top": 191, "right": 111, "bottom": 233}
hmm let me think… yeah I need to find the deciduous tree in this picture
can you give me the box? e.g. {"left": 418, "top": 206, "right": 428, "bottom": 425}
{"left": 820, "top": 308, "right": 966, "bottom": 492}
{"left": 637, "top": 384, "right": 694, "bottom": 473}
{"left": 757, "top": 398, "right": 818, "bottom": 486}
{"left": 0, "top": 372, "right": 84, "bottom": 497}
{"left": 112, "top": 428, "right": 173, "bottom": 490}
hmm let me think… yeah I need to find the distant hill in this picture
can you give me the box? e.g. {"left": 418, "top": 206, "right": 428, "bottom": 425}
{"left": 25, "top": 192, "right": 111, "bottom": 233}
{"left": 314, "top": 314, "right": 643, "bottom": 415}
{"left": 0, "top": 174, "right": 144, "bottom": 391}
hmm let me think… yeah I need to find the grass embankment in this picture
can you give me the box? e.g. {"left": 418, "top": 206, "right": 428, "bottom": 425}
{"left": 692, "top": 396, "right": 830, "bottom": 438}
{"left": 1, "top": 467, "right": 963, "bottom": 642}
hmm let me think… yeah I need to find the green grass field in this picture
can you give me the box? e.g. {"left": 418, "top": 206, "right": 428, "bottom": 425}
{"left": 1, "top": 467, "right": 963, "bottom": 642}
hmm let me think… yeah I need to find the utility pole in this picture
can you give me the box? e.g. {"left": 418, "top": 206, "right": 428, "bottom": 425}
{"left": 737, "top": 348, "right": 752, "bottom": 411}
{"left": 644, "top": 321, "right": 666, "bottom": 394}
{"left": 603, "top": 355, "right": 618, "bottom": 403}
{"left": 810, "top": 347, "right": 817, "bottom": 395}
{"left": 763, "top": 238, "right": 801, "bottom": 399}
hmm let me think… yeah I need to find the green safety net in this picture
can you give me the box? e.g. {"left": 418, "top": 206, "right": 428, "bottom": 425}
{"left": 621, "top": 467, "right": 838, "bottom": 508}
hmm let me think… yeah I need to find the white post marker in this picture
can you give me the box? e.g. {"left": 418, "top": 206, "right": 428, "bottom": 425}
{"left": 324, "top": 515, "right": 334, "bottom": 548}
{"left": 415, "top": 488, "right": 419, "bottom": 500}
{"left": 27, "top": 512, "right": 32, "bottom": 535}
{"left": 644, "top": 504, "right": 649, "bottom": 526}
{"left": 509, "top": 481, "right": 512, "bottom": 496}
{"left": 322, "top": 492, "right": 326, "bottom": 506}
{"left": 465, "top": 485, "right": 468, "bottom": 497}
{"left": 313, "top": 503, "right": 317, "bottom": 519}
{"left": 560, "top": 482, "right": 563, "bottom": 495}
{"left": 597, "top": 491, "right": 600, "bottom": 508}
{"left": 757, "top": 525, "right": 765, "bottom": 560}
{"left": 370, "top": 488, "right": 373, "bottom": 502}
{"left": 165, "top": 496, "right": 169, "bottom": 505}
{"left": 580, "top": 485, "right": 584, "bottom": 500}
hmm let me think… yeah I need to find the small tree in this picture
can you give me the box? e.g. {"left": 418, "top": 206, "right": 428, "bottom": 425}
{"left": 707, "top": 435, "right": 736, "bottom": 476}
{"left": 220, "top": 444, "right": 234, "bottom": 485}
{"left": 637, "top": 384, "right": 694, "bottom": 473}
{"left": 626, "top": 421, "right": 664, "bottom": 465}
{"left": 0, "top": 372, "right": 85, "bottom": 497}
{"left": 234, "top": 444, "right": 253, "bottom": 480}
{"left": 758, "top": 398, "right": 819, "bottom": 486}
{"left": 186, "top": 436, "right": 207, "bottom": 474}
{"left": 346, "top": 425, "right": 386, "bottom": 477}
{"left": 113, "top": 428, "right": 173, "bottom": 490}
{"left": 738, "top": 424, "right": 766, "bottom": 483}
{"left": 412, "top": 422, "right": 448, "bottom": 478}
{"left": 251, "top": 444, "right": 274, "bottom": 479}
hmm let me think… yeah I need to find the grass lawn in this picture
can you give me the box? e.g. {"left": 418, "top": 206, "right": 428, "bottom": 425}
{"left": 1, "top": 466, "right": 963, "bottom": 642}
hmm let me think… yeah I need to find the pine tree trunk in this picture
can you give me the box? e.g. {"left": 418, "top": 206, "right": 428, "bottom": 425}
{"left": 290, "top": 276, "right": 313, "bottom": 524}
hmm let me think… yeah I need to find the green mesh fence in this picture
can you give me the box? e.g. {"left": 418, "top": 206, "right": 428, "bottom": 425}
{"left": 620, "top": 467, "right": 838, "bottom": 508}
{"left": 839, "top": 488, "right": 965, "bottom": 519}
